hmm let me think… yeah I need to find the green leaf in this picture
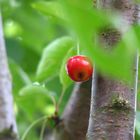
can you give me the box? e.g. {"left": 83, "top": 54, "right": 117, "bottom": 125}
{"left": 136, "top": 119, "right": 140, "bottom": 136}
{"left": 18, "top": 85, "right": 53, "bottom": 120}
{"left": 135, "top": 112, "right": 140, "bottom": 139}
{"left": 59, "top": 0, "right": 110, "bottom": 34}
{"left": 32, "top": 1, "right": 67, "bottom": 21}
{"left": 59, "top": 47, "right": 76, "bottom": 90}
{"left": 135, "top": 129, "right": 140, "bottom": 140}
{"left": 19, "top": 84, "right": 49, "bottom": 97}
{"left": 36, "top": 36, "right": 75, "bottom": 82}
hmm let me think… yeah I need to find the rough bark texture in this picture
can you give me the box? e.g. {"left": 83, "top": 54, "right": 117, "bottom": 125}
{"left": 53, "top": 79, "right": 92, "bottom": 140}
{"left": 87, "top": 0, "right": 139, "bottom": 140}
{"left": 0, "top": 14, "right": 18, "bottom": 140}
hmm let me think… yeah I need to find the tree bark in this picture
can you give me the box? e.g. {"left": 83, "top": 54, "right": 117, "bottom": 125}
{"left": 87, "top": 0, "right": 139, "bottom": 140}
{"left": 53, "top": 79, "right": 91, "bottom": 140}
{"left": 0, "top": 13, "right": 18, "bottom": 140}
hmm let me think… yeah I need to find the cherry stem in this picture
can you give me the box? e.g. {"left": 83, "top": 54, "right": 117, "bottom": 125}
{"left": 56, "top": 88, "right": 65, "bottom": 114}
{"left": 77, "top": 41, "right": 80, "bottom": 55}
{"left": 40, "top": 117, "right": 48, "bottom": 140}
{"left": 21, "top": 116, "right": 48, "bottom": 140}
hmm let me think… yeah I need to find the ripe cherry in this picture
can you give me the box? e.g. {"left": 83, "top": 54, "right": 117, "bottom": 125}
{"left": 66, "top": 55, "right": 93, "bottom": 82}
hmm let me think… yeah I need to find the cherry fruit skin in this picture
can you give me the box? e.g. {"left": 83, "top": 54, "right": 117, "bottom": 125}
{"left": 66, "top": 55, "right": 93, "bottom": 82}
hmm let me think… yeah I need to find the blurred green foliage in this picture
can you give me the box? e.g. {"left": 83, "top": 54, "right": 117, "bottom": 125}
{"left": 1, "top": 0, "right": 140, "bottom": 139}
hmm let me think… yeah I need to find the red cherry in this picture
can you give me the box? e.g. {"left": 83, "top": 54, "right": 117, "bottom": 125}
{"left": 66, "top": 55, "right": 93, "bottom": 82}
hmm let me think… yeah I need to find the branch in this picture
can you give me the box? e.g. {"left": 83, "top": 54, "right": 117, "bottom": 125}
{"left": 53, "top": 79, "right": 92, "bottom": 140}
{"left": 87, "top": 0, "right": 139, "bottom": 140}
{"left": 0, "top": 13, "right": 18, "bottom": 140}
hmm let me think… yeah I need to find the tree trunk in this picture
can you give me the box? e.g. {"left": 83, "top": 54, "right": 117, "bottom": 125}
{"left": 53, "top": 79, "right": 91, "bottom": 140}
{"left": 0, "top": 13, "right": 18, "bottom": 140}
{"left": 87, "top": 0, "right": 139, "bottom": 140}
